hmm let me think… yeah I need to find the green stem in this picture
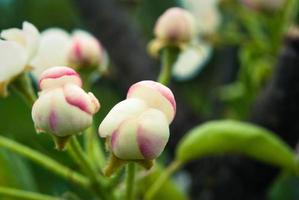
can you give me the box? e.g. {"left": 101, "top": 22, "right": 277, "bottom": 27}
{"left": 11, "top": 72, "right": 37, "bottom": 106}
{"left": 0, "top": 135, "right": 90, "bottom": 188}
{"left": 68, "top": 136, "right": 97, "bottom": 179}
{"left": 125, "top": 163, "right": 136, "bottom": 200}
{"left": 144, "top": 160, "right": 182, "bottom": 200}
{"left": 157, "top": 47, "right": 179, "bottom": 85}
{"left": 80, "top": 73, "right": 107, "bottom": 170}
{"left": 0, "top": 187, "right": 62, "bottom": 200}
{"left": 68, "top": 136, "right": 112, "bottom": 200}
{"left": 84, "top": 126, "right": 106, "bottom": 170}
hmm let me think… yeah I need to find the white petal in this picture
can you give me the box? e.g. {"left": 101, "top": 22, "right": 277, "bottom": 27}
{"left": 182, "top": 0, "right": 221, "bottom": 34}
{"left": 111, "top": 118, "right": 144, "bottom": 160}
{"left": 1, "top": 28, "right": 25, "bottom": 45}
{"left": 173, "top": 42, "right": 212, "bottom": 81}
{"left": 0, "top": 40, "right": 27, "bottom": 82}
{"left": 98, "top": 98, "right": 147, "bottom": 138}
{"left": 22, "top": 22, "right": 40, "bottom": 62}
{"left": 31, "top": 28, "right": 71, "bottom": 77}
{"left": 1, "top": 22, "right": 40, "bottom": 62}
{"left": 136, "top": 108, "right": 169, "bottom": 160}
{"left": 127, "top": 81, "right": 176, "bottom": 123}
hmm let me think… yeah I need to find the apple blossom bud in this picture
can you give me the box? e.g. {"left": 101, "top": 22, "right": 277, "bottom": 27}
{"left": 127, "top": 80, "right": 176, "bottom": 123}
{"left": 99, "top": 98, "right": 169, "bottom": 160}
{"left": 68, "top": 30, "right": 104, "bottom": 70}
{"left": 32, "top": 66, "right": 100, "bottom": 150}
{"left": 154, "top": 7, "right": 196, "bottom": 43}
{"left": 32, "top": 84, "right": 99, "bottom": 136}
{"left": 38, "top": 66, "right": 82, "bottom": 90}
{"left": 99, "top": 81, "right": 176, "bottom": 174}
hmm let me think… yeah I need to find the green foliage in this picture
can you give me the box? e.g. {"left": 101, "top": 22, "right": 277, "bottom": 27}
{"left": 137, "top": 165, "right": 188, "bottom": 200}
{"left": 176, "top": 120, "right": 297, "bottom": 172}
{"left": 0, "top": 149, "right": 36, "bottom": 191}
{"left": 269, "top": 173, "right": 299, "bottom": 200}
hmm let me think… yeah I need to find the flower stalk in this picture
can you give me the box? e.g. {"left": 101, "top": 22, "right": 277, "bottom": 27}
{"left": 11, "top": 72, "right": 37, "bottom": 106}
{"left": 68, "top": 136, "right": 113, "bottom": 200}
{"left": 144, "top": 160, "right": 182, "bottom": 200}
{"left": 125, "top": 163, "right": 136, "bottom": 200}
{"left": 157, "top": 47, "right": 179, "bottom": 86}
{"left": 0, "top": 187, "right": 62, "bottom": 200}
{"left": 0, "top": 135, "right": 90, "bottom": 188}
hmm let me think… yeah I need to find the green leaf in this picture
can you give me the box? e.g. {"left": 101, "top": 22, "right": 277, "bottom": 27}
{"left": 137, "top": 165, "right": 188, "bottom": 200}
{"left": 176, "top": 120, "right": 297, "bottom": 172}
{"left": 0, "top": 149, "right": 36, "bottom": 190}
{"left": 269, "top": 173, "right": 299, "bottom": 200}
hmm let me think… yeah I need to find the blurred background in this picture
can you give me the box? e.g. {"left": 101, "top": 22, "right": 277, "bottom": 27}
{"left": 0, "top": 0, "right": 299, "bottom": 199}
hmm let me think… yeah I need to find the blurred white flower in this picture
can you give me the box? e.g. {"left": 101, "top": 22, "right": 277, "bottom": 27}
{"left": 31, "top": 28, "right": 71, "bottom": 77}
{"left": 173, "top": 40, "right": 212, "bottom": 80}
{"left": 171, "top": 0, "right": 221, "bottom": 81}
{"left": 31, "top": 28, "right": 108, "bottom": 77}
{"left": 182, "top": 0, "right": 221, "bottom": 34}
{"left": 154, "top": 7, "right": 196, "bottom": 43}
{"left": 0, "top": 22, "right": 39, "bottom": 96}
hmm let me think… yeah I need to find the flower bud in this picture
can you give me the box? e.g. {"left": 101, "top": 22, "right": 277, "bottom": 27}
{"left": 32, "top": 66, "right": 100, "bottom": 150}
{"left": 99, "top": 80, "right": 176, "bottom": 172}
{"left": 68, "top": 30, "right": 103, "bottom": 70}
{"left": 154, "top": 7, "right": 196, "bottom": 43}
{"left": 127, "top": 80, "right": 176, "bottom": 123}
{"left": 99, "top": 98, "right": 169, "bottom": 160}
{"left": 38, "top": 66, "right": 82, "bottom": 91}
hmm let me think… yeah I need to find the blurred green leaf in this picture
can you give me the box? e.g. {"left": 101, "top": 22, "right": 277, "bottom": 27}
{"left": 0, "top": 149, "right": 36, "bottom": 190}
{"left": 269, "top": 173, "right": 299, "bottom": 200}
{"left": 176, "top": 120, "right": 297, "bottom": 172}
{"left": 137, "top": 165, "right": 188, "bottom": 200}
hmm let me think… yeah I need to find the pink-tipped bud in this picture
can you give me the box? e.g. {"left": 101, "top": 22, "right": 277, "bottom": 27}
{"left": 32, "top": 84, "right": 99, "bottom": 137}
{"left": 127, "top": 80, "right": 176, "bottom": 123}
{"left": 154, "top": 7, "right": 196, "bottom": 43}
{"left": 38, "top": 66, "right": 82, "bottom": 91}
{"left": 99, "top": 98, "right": 169, "bottom": 160}
{"left": 32, "top": 66, "right": 100, "bottom": 150}
{"left": 68, "top": 31, "right": 103, "bottom": 70}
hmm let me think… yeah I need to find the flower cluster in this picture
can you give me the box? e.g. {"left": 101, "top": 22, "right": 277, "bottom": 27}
{"left": 31, "top": 29, "right": 108, "bottom": 77}
{"left": 32, "top": 66, "right": 100, "bottom": 149}
{"left": 0, "top": 22, "right": 39, "bottom": 96}
{"left": 149, "top": 4, "right": 221, "bottom": 81}
{"left": 99, "top": 81, "right": 176, "bottom": 162}
{"left": 172, "top": 1, "right": 221, "bottom": 81}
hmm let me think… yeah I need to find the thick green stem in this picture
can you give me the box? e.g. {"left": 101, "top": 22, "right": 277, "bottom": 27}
{"left": 144, "top": 160, "right": 182, "bottom": 200}
{"left": 125, "top": 163, "right": 136, "bottom": 200}
{"left": 68, "top": 136, "right": 112, "bottom": 200}
{"left": 11, "top": 72, "right": 37, "bottom": 106}
{"left": 0, "top": 187, "right": 61, "bottom": 200}
{"left": 80, "top": 73, "right": 107, "bottom": 170}
{"left": 157, "top": 47, "right": 179, "bottom": 86}
{"left": 84, "top": 126, "right": 106, "bottom": 170}
{"left": 0, "top": 135, "right": 90, "bottom": 188}
{"left": 68, "top": 136, "right": 98, "bottom": 179}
